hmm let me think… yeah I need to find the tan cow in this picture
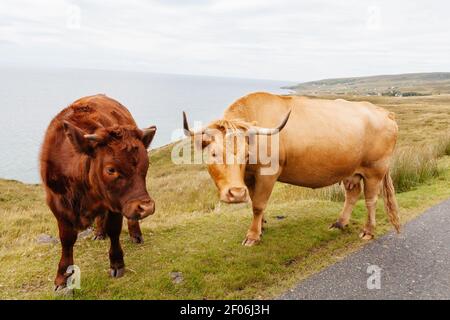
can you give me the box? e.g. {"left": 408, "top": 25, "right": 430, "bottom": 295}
{"left": 183, "top": 92, "right": 400, "bottom": 246}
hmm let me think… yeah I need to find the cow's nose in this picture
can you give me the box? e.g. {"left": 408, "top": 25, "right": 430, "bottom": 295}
{"left": 227, "top": 187, "right": 247, "bottom": 202}
{"left": 138, "top": 200, "right": 155, "bottom": 218}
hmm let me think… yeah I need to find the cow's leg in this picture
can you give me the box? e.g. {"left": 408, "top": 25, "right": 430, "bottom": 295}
{"left": 127, "top": 219, "right": 143, "bottom": 244}
{"left": 244, "top": 172, "right": 267, "bottom": 234}
{"left": 93, "top": 215, "right": 106, "bottom": 240}
{"left": 55, "top": 219, "right": 78, "bottom": 290}
{"left": 330, "top": 175, "right": 362, "bottom": 230}
{"left": 360, "top": 177, "right": 383, "bottom": 240}
{"left": 105, "top": 212, "right": 125, "bottom": 278}
{"left": 242, "top": 175, "right": 277, "bottom": 246}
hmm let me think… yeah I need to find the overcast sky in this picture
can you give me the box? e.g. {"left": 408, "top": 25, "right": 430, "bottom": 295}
{"left": 0, "top": 0, "right": 449, "bottom": 82}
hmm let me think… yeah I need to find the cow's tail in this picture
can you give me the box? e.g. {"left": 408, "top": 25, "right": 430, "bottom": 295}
{"left": 381, "top": 170, "right": 401, "bottom": 233}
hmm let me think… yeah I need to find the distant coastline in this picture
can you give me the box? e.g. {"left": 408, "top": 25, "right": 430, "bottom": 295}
{"left": 285, "top": 72, "right": 450, "bottom": 96}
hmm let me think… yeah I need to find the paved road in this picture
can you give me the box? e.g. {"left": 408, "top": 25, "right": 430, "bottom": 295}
{"left": 279, "top": 199, "right": 450, "bottom": 300}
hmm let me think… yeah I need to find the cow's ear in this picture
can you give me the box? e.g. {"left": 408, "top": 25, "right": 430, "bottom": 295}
{"left": 141, "top": 126, "right": 157, "bottom": 149}
{"left": 62, "top": 121, "right": 94, "bottom": 154}
{"left": 193, "top": 133, "right": 211, "bottom": 151}
{"left": 200, "top": 136, "right": 212, "bottom": 150}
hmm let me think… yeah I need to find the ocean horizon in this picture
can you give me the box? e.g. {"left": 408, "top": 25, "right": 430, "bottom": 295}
{"left": 0, "top": 67, "right": 294, "bottom": 183}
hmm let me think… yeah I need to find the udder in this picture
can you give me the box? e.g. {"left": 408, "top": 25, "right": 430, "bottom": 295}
{"left": 342, "top": 174, "right": 362, "bottom": 190}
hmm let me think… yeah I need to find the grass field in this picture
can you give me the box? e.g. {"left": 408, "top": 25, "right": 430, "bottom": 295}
{"left": 285, "top": 72, "right": 450, "bottom": 96}
{"left": 1, "top": 94, "right": 450, "bottom": 299}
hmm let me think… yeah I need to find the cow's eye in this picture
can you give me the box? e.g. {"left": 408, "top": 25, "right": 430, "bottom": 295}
{"left": 106, "top": 167, "right": 117, "bottom": 175}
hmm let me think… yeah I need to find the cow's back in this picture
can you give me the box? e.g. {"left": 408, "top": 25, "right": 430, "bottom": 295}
{"left": 224, "top": 92, "right": 398, "bottom": 188}
{"left": 40, "top": 94, "right": 136, "bottom": 190}
{"left": 50, "top": 94, "right": 136, "bottom": 131}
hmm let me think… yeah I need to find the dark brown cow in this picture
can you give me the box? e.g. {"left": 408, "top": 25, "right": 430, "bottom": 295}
{"left": 40, "top": 94, "right": 156, "bottom": 291}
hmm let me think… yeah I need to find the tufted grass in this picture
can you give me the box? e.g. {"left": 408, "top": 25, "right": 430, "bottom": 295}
{"left": 1, "top": 95, "right": 450, "bottom": 299}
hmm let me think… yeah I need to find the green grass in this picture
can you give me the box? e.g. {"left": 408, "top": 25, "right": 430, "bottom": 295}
{"left": 286, "top": 72, "right": 450, "bottom": 96}
{"left": 1, "top": 95, "right": 450, "bottom": 299}
{"left": 391, "top": 144, "right": 441, "bottom": 193}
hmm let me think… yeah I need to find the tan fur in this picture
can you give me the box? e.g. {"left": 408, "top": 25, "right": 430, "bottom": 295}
{"left": 208, "top": 119, "right": 251, "bottom": 132}
{"left": 382, "top": 170, "right": 401, "bottom": 233}
{"left": 201, "top": 92, "right": 400, "bottom": 245}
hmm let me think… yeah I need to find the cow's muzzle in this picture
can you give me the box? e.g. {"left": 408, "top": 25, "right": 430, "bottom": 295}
{"left": 221, "top": 187, "right": 249, "bottom": 203}
{"left": 124, "top": 199, "right": 155, "bottom": 220}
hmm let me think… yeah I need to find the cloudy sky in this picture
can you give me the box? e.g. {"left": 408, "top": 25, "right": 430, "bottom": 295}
{"left": 0, "top": 0, "right": 449, "bottom": 81}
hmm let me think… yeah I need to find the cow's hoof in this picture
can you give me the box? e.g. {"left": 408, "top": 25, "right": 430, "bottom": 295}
{"left": 242, "top": 237, "right": 260, "bottom": 246}
{"left": 54, "top": 285, "right": 73, "bottom": 296}
{"left": 329, "top": 221, "right": 346, "bottom": 230}
{"left": 93, "top": 233, "right": 106, "bottom": 240}
{"left": 359, "top": 231, "right": 374, "bottom": 240}
{"left": 130, "top": 235, "right": 143, "bottom": 244}
{"left": 110, "top": 267, "right": 125, "bottom": 278}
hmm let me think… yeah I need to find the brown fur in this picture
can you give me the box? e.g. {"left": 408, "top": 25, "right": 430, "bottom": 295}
{"left": 40, "top": 94, "right": 156, "bottom": 288}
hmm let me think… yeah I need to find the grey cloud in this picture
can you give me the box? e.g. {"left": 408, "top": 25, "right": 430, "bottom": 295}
{"left": 0, "top": 0, "right": 449, "bottom": 81}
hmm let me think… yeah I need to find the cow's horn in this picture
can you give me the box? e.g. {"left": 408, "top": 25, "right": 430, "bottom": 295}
{"left": 142, "top": 126, "right": 156, "bottom": 136}
{"left": 251, "top": 110, "right": 291, "bottom": 135}
{"left": 84, "top": 134, "right": 100, "bottom": 141}
{"left": 183, "top": 111, "right": 194, "bottom": 136}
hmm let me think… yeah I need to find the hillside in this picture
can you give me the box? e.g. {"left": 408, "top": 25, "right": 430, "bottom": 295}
{"left": 1, "top": 95, "right": 450, "bottom": 299}
{"left": 285, "top": 72, "right": 450, "bottom": 96}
